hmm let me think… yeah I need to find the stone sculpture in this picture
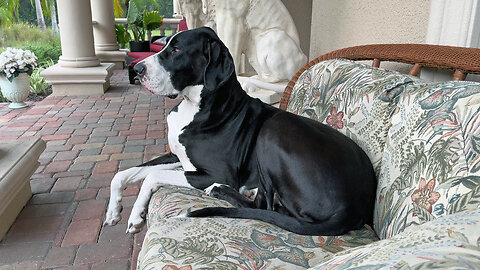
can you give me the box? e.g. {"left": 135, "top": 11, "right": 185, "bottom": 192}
{"left": 176, "top": 0, "right": 307, "bottom": 103}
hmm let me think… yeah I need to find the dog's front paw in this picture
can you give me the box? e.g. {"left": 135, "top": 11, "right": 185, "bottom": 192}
{"left": 126, "top": 207, "right": 146, "bottom": 234}
{"left": 104, "top": 203, "right": 122, "bottom": 226}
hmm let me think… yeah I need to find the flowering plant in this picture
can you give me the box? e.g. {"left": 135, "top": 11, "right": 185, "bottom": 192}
{"left": 0, "top": 47, "right": 37, "bottom": 82}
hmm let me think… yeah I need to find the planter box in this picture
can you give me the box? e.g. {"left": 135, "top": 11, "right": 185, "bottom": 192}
{"left": 0, "top": 138, "right": 46, "bottom": 239}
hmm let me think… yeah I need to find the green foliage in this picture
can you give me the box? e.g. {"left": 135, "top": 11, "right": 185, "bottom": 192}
{"left": 143, "top": 10, "right": 162, "bottom": 31}
{"left": 115, "top": 24, "right": 131, "bottom": 46}
{"left": 126, "top": 1, "right": 163, "bottom": 42}
{"left": 0, "top": 23, "right": 58, "bottom": 102}
{"left": 0, "top": 23, "right": 61, "bottom": 65}
{"left": 0, "top": 0, "right": 21, "bottom": 28}
{"left": 18, "top": 0, "right": 37, "bottom": 24}
{"left": 0, "top": 22, "right": 57, "bottom": 46}
{"left": 22, "top": 42, "right": 61, "bottom": 65}
{"left": 29, "top": 58, "right": 52, "bottom": 95}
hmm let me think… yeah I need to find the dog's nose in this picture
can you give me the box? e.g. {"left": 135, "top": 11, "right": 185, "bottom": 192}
{"left": 133, "top": 63, "right": 146, "bottom": 77}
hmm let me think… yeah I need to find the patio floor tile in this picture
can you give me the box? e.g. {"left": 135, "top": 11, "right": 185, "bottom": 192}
{"left": 62, "top": 219, "right": 103, "bottom": 247}
{"left": 0, "top": 69, "right": 178, "bottom": 269}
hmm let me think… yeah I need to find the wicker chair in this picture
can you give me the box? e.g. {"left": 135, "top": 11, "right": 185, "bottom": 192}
{"left": 280, "top": 43, "right": 480, "bottom": 110}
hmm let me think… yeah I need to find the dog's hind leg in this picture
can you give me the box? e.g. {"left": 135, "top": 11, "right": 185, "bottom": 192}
{"left": 104, "top": 153, "right": 181, "bottom": 226}
{"left": 127, "top": 170, "right": 192, "bottom": 233}
{"left": 204, "top": 183, "right": 256, "bottom": 208}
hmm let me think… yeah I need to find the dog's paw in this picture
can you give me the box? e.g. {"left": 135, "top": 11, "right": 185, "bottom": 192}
{"left": 104, "top": 204, "right": 122, "bottom": 226}
{"left": 204, "top": 183, "right": 224, "bottom": 197}
{"left": 126, "top": 208, "right": 146, "bottom": 234}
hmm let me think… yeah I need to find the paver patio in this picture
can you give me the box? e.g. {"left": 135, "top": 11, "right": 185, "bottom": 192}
{"left": 0, "top": 69, "right": 180, "bottom": 270}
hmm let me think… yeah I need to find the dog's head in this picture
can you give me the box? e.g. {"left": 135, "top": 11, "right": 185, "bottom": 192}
{"left": 134, "top": 27, "right": 235, "bottom": 99}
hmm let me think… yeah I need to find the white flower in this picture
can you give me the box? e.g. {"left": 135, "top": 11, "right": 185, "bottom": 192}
{"left": 0, "top": 47, "right": 37, "bottom": 80}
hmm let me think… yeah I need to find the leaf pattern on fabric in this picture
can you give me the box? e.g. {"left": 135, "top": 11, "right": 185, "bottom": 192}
{"left": 285, "top": 234, "right": 317, "bottom": 248}
{"left": 250, "top": 229, "right": 286, "bottom": 249}
{"left": 312, "top": 209, "right": 480, "bottom": 270}
{"left": 139, "top": 184, "right": 379, "bottom": 270}
{"left": 274, "top": 247, "right": 311, "bottom": 268}
{"left": 286, "top": 59, "right": 416, "bottom": 172}
{"left": 377, "top": 80, "right": 480, "bottom": 239}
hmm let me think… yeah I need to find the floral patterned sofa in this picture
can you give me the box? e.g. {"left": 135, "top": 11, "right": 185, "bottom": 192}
{"left": 137, "top": 44, "right": 480, "bottom": 270}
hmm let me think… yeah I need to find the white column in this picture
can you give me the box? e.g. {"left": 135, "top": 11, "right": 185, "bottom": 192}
{"left": 91, "top": 0, "right": 119, "bottom": 51}
{"left": 91, "top": 0, "right": 126, "bottom": 69}
{"left": 41, "top": 0, "right": 115, "bottom": 96}
{"left": 57, "top": 0, "right": 100, "bottom": 68}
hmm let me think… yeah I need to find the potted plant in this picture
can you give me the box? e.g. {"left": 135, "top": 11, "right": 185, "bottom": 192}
{"left": 0, "top": 47, "right": 37, "bottom": 108}
{"left": 127, "top": 1, "right": 163, "bottom": 52}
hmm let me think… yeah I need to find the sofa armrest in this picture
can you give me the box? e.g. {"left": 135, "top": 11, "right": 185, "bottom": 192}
{"left": 311, "top": 209, "right": 480, "bottom": 269}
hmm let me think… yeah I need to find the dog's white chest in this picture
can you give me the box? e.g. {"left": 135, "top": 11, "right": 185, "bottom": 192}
{"left": 167, "top": 85, "right": 203, "bottom": 172}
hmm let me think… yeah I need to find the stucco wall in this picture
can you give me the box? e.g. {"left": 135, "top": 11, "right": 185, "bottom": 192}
{"left": 310, "top": 0, "right": 432, "bottom": 59}
{"left": 281, "top": 0, "right": 313, "bottom": 59}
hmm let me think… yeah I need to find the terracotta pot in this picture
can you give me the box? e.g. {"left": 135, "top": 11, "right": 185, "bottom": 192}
{"left": 0, "top": 73, "right": 30, "bottom": 109}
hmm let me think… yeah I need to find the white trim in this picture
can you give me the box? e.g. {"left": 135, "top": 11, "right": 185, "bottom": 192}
{"left": 426, "top": 0, "right": 480, "bottom": 47}
{"left": 423, "top": 0, "right": 480, "bottom": 82}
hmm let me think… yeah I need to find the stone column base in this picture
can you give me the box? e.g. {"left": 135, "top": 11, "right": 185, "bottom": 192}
{"left": 41, "top": 63, "right": 115, "bottom": 96}
{"left": 0, "top": 138, "right": 46, "bottom": 240}
{"left": 96, "top": 50, "right": 127, "bottom": 70}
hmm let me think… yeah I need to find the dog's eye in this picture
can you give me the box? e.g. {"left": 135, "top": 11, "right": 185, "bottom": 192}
{"left": 172, "top": 47, "right": 181, "bottom": 53}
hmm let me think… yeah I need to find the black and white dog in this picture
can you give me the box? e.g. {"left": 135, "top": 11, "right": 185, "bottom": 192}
{"left": 104, "top": 27, "right": 376, "bottom": 235}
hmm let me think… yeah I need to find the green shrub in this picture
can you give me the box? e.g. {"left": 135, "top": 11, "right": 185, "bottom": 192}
{"left": 0, "top": 23, "right": 59, "bottom": 47}
{"left": 30, "top": 59, "right": 54, "bottom": 96}
{"left": 22, "top": 43, "right": 61, "bottom": 66}
{"left": 0, "top": 23, "right": 61, "bottom": 65}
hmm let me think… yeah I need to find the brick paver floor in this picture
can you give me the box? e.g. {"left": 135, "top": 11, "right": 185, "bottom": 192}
{"left": 0, "top": 69, "right": 180, "bottom": 270}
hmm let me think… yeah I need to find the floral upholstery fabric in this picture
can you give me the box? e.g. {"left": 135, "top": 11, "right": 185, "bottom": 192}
{"left": 312, "top": 209, "right": 480, "bottom": 270}
{"left": 375, "top": 81, "right": 480, "bottom": 239}
{"left": 286, "top": 59, "right": 416, "bottom": 175}
{"left": 146, "top": 185, "right": 232, "bottom": 227}
{"left": 139, "top": 185, "right": 379, "bottom": 270}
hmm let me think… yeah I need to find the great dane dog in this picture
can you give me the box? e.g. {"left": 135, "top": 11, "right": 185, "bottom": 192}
{"left": 104, "top": 27, "right": 377, "bottom": 235}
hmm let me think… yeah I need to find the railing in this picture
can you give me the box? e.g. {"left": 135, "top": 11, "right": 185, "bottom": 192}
{"left": 114, "top": 17, "right": 181, "bottom": 39}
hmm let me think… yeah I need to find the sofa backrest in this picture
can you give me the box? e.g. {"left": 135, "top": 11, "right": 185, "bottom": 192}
{"left": 376, "top": 79, "right": 480, "bottom": 239}
{"left": 286, "top": 59, "right": 480, "bottom": 239}
{"left": 286, "top": 59, "right": 414, "bottom": 172}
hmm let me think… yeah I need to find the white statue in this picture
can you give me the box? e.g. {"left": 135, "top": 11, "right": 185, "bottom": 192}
{"left": 176, "top": 0, "right": 307, "bottom": 104}
{"left": 174, "top": 0, "right": 216, "bottom": 30}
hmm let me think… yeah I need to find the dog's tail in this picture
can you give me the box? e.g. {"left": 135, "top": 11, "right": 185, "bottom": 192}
{"left": 187, "top": 207, "right": 351, "bottom": 236}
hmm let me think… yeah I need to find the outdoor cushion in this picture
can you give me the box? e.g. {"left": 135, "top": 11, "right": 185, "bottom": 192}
{"left": 150, "top": 42, "right": 164, "bottom": 52}
{"left": 286, "top": 59, "right": 416, "bottom": 180}
{"left": 139, "top": 184, "right": 379, "bottom": 270}
{"left": 375, "top": 80, "right": 480, "bottom": 239}
{"left": 178, "top": 19, "right": 188, "bottom": 31}
{"left": 127, "top": 52, "right": 155, "bottom": 68}
{"left": 312, "top": 208, "right": 480, "bottom": 269}
{"left": 128, "top": 52, "right": 154, "bottom": 59}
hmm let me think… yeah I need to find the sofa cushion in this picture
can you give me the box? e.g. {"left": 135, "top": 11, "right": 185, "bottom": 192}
{"left": 146, "top": 185, "right": 232, "bottom": 227}
{"left": 311, "top": 208, "right": 480, "bottom": 269}
{"left": 141, "top": 185, "right": 379, "bottom": 270}
{"left": 375, "top": 81, "right": 480, "bottom": 239}
{"left": 286, "top": 59, "right": 415, "bottom": 176}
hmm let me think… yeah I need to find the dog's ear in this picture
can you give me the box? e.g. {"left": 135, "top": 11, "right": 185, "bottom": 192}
{"left": 203, "top": 39, "right": 235, "bottom": 91}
